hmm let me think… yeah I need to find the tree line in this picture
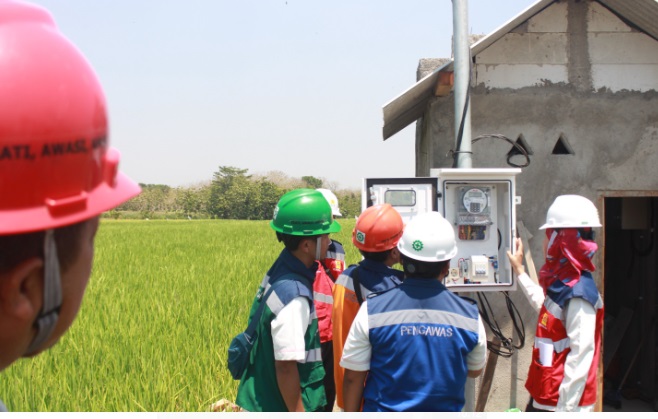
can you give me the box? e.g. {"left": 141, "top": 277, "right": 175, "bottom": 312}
{"left": 110, "top": 166, "right": 361, "bottom": 220}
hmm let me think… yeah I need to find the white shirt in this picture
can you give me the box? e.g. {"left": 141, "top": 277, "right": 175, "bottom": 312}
{"left": 340, "top": 300, "right": 487, "bottom": 372}
{"left": 517, "top": 273, "right": 598, "bottom": 412}
{"left": 271, "top": 296, "right": 310, "bottom": 362}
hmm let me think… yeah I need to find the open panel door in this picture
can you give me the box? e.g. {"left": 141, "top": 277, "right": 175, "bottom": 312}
{"left": 362, "top": 177, "right": 438, "bottom": 224}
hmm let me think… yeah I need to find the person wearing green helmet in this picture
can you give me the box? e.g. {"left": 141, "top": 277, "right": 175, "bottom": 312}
{"left": 235, "top": 189, "right": 341, "bottom": 412}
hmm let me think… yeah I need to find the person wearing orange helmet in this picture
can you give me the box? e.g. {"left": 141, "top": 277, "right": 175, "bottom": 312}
{"left": 0, "top": 0, "right": 140, "bottom": 410}
{"left": 331, "top": 204, "right": 405, "bottom": 411}
{"left": 340, "top": 212, "right": 486, "bottom": 411}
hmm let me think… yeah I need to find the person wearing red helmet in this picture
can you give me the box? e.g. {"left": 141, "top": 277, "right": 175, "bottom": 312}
{"left": 331, "top": 204, "right": 405, "bottom": 411}
{"left": 0, "top": 0, "right": 140, "bottom": 410}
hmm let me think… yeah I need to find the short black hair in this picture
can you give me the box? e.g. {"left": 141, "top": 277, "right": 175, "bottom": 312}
{"left": 359, "top": 249, "right": 394, "bottom": 263}
{"left": 400, "top": 254, "right": 449, "bottom": 279}
{"left": 0, "top": 219, "right": 91, "bottom": 275}
{"left": 276, "top": 232, "right": 322, "bottom": 251}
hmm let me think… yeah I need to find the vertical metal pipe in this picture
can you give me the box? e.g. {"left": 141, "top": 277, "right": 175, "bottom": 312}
{"left": 453, "top": 0, "right": 472, "bottom": 169}
{"left": 455, "top": 0, "right": 474, "bottom": 409}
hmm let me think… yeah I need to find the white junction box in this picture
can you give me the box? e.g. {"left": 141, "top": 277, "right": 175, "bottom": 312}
{"left": 363, "top": 168, "right": 521, "bottom": 292}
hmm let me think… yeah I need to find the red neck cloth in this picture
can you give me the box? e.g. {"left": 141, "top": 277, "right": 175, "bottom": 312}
{"left": 538, "top": 228, "right": 597, "bottom": 293}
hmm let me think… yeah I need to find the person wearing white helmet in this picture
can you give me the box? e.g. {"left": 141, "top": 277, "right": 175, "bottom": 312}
{"left": 316, "top": 188, "right": 347, "bottom": 279}
{"left": 313, "top": 188, "right": 346, "bottom": 411}
{"left": 0, "top": 0, "right": 140, "bottom": 411}
{"left": 507, "top": 195, "right": 603, "bottom": 412}
{"left": 340, "top": 211, "right": 486, "bottom": 412}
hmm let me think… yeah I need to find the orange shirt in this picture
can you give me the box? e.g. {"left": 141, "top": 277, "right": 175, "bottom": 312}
{"left": 332, "top": 260, "right": 403, "bottom": 409}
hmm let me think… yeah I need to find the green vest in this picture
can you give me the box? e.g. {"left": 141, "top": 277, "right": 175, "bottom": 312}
{"left": 235, "top": 278, "right": 326, "bottom": 412}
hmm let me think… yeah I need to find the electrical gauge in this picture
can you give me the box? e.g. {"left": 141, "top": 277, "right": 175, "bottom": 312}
{"left": 462, "top": 188, "right": 488, "bottom": 214}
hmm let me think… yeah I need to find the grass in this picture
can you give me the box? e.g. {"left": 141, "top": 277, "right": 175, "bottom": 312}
{"left": 0, "top": 218, "right": 358, "bottom": 411}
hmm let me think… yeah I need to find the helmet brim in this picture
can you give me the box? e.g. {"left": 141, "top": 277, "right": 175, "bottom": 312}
{"left": 0, "top": 171, "right": 141, "bottom": 235}
{"left": 539, "top": 222, "right": 602, "bottom": 230}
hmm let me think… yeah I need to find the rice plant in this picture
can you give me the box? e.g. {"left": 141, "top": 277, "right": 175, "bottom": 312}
{"left": 0, "top": 217, "right": 358, "bottom": 412}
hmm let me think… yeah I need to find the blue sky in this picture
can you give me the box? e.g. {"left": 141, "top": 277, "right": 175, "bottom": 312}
{"left": 31, "top": 0, "right": 535, "bottom": 189}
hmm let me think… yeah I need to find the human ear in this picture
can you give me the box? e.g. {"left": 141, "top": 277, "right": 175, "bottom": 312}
{"left": 0, "top": 258, "right": 44, "bottom": 322}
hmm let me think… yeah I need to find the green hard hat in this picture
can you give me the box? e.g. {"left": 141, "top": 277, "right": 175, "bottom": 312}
{"left": 270, "top": 189, "right": 341, "bottom": 236}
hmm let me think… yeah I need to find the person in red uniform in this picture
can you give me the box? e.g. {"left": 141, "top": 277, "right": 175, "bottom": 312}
{"left": 313, "top": 189, "right": 345, "bottom": 411}
{"left": 507, "top": 195, "right": 603, "bottom": 412}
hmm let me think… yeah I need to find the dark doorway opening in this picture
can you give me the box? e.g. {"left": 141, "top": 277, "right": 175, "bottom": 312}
{"left": 603, "top": 197, "right": 658, "bottom": 411}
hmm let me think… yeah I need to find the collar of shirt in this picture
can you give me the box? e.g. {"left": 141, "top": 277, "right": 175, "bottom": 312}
{"left": 270, "top": 248, "right": 318, "bottom": 283}
{"left": 402, "top": 277, "right": 448, "bottom": 291}
{"left": 358, "top": 258, "right": 403, "bottom": 279}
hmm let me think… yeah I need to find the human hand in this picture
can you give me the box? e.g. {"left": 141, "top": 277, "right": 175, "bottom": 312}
{"left": 506, "top": 238, "right": 525, "bottom": 276}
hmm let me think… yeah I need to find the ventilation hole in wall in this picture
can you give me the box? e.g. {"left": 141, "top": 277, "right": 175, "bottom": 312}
{"left": 506, "top": 134, "right": 533, "bottom": 157}
{"left": 552, "top": 134, "right": 574, "bottom": 155}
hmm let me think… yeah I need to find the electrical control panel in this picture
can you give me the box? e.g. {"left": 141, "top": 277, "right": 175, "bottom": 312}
{"left": 431, "top": 168, "right": 520, "bottom": 292}
{"left": 363, "top": 168, "right": 520, "bottom": 292}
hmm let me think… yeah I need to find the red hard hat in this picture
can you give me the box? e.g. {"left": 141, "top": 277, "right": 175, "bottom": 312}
{"left": 0, "top": 1, "right": 140, "bottom": 235}
{"left": 352, "top": 204, "right": 404, "bottom": 252}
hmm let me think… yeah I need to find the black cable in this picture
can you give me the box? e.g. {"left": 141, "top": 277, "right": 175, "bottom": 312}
{"left": 476, "top": 291, "right": 525, "bottom": 358}
{"left": 471, "top": 134, "right": 531, "bottom": 168}
{"left": 449, "top": 133, "right": 531, "bottom": 169}
{"left": 504, "top": 291, "right": 525, "bottom": 350}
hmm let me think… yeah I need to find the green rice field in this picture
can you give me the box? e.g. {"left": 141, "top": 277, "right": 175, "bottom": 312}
{"left": 0, "top": 218, "right": 359, "bottom": 412}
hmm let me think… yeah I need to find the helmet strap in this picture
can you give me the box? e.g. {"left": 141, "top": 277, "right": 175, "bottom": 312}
{"left": 25, "top": 229, "right": 62, "bottom": 355}
{"left": 315, "top": 236, "right": 323, "bottom": 261}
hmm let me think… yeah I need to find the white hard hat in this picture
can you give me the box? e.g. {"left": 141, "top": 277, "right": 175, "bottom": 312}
{"left": 316, "top": 188, "right": 342, "bottom": 217}
{"left": 539, "top": 195, "right": 602, "bottom": 230}
{"left": 398, "top": 211, "right": 458, "bottom": 262}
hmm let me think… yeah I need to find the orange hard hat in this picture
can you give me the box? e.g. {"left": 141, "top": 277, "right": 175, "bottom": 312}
{"left": 352, "top": 204, "right": 404, "bottom": 252}
{"left": 0, "top": 1, "right": 140, "bottom": 235}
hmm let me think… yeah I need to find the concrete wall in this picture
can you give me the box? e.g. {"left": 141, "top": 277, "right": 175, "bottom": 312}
{"left": 416, "top": 0, "right": 658, "bottom": 411}
{"left": 474, "top": 1, "right": 658, "bottom": 92}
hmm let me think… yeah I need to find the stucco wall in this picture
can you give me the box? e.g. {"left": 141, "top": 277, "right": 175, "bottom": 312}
{"left": 475, "top": 1, "right": 658, "bottom": 92}
{"left": 415, "top": 0, "right": 658, "bottom": 411}
{"left": 424, "top": 86, "right": 658, "bottom": 410}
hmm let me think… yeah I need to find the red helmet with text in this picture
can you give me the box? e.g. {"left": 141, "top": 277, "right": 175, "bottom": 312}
{"left": 0, "top": 0, "right": 140, "bottom": 235}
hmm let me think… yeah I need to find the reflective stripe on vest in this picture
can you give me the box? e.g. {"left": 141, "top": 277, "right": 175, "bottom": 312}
{"left": 544, "top": 296, "right": 563, "bottom": 321}
{"left": 303, "top": 347, "right": 322, "bottom": 363}
{"left": 326, "top": 251, "right": 344, "bottom": 261}
{"left": 369, "top": 308, "right": 479, "bottom": 335}
{"left": 535, "top": 336, "right": 570, "bottom": 354}
{"left": 313, "top": 291, "right": 333, "bottom": 304}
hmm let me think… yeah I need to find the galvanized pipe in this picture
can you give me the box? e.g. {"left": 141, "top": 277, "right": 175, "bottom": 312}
{"left": 454, "top": 1, "right": 474, "bottom": 410}
{"left": 453, "top": 0, "right": 472, "bottom": 169}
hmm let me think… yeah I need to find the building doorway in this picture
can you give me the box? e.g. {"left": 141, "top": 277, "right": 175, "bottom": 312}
{"left": 603, "top": 196, "right": 658, "bottom": 411}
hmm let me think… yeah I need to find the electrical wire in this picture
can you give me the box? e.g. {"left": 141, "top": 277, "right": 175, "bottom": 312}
{"left": 471, "top": 134, "right": 531, "bottom": 168}
{"left": 449, "top": 133, "right": 531, "bottom": 169}
{"left": 477, "top": 291, "right": 526, "bottom": 357}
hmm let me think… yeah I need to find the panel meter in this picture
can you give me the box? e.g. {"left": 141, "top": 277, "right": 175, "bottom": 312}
{"left": 457, "top": 186, "right": 493, "bottom": 242}
{"left": 462, "top": 188, "right": 489, "bottom": 214}
{"left": 431, "top": 168, "right": 521, "bottom": 292}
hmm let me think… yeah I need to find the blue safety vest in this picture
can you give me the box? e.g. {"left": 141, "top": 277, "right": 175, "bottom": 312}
{"left": 364, "top": 278, "right": 480, "bottom": 412}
